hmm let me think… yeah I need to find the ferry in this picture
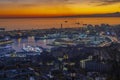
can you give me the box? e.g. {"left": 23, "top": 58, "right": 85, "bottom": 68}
{"left": 0, "top": 39, "right": 13, "bottom": 45}
{"left": 47, "top": 38, "right": 76, "bottom": 47}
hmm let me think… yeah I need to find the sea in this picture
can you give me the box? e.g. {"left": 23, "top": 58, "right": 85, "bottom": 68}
{"left": 0, "top": 17, "right": 120, "bottom": 31}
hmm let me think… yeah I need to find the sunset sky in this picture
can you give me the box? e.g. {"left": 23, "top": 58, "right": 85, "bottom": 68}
{"left": 0, "top": 0, "right": 120, "bottom": 17}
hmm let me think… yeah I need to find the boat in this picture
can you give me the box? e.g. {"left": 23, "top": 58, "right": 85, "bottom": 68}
{"left": 0, "top": 39, "right": 13, "bottom": 45}
{"left": 22, "top": 45, "right": 43, "bottom": 53}
{"left": 35, "top": 34, "right": 67, "bottom": 40}
{"left": 49, "top": 39, "right": 76, "bottom": 46}
{"left": 35, "top": 35, "right": 59, "bottom": 40}
{"left": 35, "top": 36, "right": 53, "bottom": 40}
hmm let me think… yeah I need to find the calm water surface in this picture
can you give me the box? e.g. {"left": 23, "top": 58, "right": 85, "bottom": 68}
{"left": 12, "top": 37, "right": 54, "bottom": 52}
{"left": 0, "top": 17, "right": 120, "bottom": 31}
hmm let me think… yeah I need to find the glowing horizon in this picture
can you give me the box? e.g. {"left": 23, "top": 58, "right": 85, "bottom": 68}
{"left": 0, "top": 0, "right": 120, "bottom": 17}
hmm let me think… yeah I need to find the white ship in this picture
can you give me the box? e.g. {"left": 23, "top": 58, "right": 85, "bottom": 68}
{"left": 22, "top": 44, "right": 43, "bottom": 53}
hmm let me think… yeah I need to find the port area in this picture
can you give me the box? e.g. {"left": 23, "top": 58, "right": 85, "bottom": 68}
{"left": 0, "top": 25, "right": 120, "bottom": 80}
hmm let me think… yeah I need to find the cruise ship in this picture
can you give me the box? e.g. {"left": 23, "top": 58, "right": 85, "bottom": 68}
{"left": 35, "top": 33, "right": 67, "bottom": 40}
{"left": 22, "top": 45, "right": 43, "bottom": 53}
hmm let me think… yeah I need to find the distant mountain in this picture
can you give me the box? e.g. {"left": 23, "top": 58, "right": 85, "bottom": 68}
{"left": 61, "top": 12, "right": 120, "bottom": 18}
{"left": 89, "top": 12, "right": 120, "bottom": 17}
{"left": 57, "top": 12, "right": 120, "bottom": 18}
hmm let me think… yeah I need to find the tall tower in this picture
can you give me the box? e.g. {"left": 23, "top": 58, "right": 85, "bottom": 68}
{"left": 61, "top": 24, "right": 63, "bottom": 29}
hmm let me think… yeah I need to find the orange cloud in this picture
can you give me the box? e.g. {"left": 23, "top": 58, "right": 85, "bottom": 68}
{"left": 0, "top": 0, "right": 120, "bottom": 17}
